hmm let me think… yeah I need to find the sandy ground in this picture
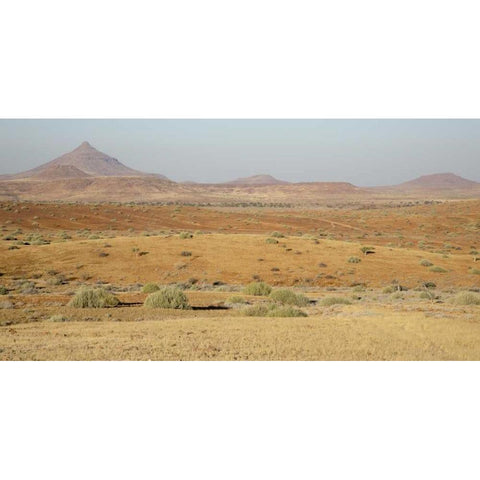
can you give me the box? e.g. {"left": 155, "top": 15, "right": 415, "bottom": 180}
{"left": 1, "top": 200, "right": 479, "bottom": 360}
{"left": 2, "top": 302, "right": 480, "bottom": 360}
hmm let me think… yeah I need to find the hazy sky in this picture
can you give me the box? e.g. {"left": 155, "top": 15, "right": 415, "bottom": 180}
{"left": 0, "top": 119, "right": 479, "bottom": 185}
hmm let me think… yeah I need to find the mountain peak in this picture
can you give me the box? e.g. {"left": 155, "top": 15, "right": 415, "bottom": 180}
{"left": 73, "top": 141, "right": 99, "bottom": 152}
{"left": 9, "top": 142, "right": 169, "bottom": 180}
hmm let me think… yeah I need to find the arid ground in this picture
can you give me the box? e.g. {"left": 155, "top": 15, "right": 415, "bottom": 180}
{"left": 1, "top": 199, "right": 479, "bottom": 360}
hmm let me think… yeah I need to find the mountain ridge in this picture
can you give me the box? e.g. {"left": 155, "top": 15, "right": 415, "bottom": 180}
{"left": 1, "top": 143, "right": 479, "bottom": 202}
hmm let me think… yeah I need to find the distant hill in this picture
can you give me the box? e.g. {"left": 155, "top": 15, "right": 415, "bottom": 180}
{"left": 9, "top": 141, "right": 169, "bottom": 180}
{"left": 395, "top": 173, "right": 479, "bottom": 190}
{"left": 224, "top": 174, "right": 290, "bottom": 186}
{"left": 2, "top": 144, "right": 480, "bottom": 203}
{"left": 0, "top": 177, "right": 366, "bottom": 202}
{"left": 33, "top": 164, "right": 92, "bottom": 179}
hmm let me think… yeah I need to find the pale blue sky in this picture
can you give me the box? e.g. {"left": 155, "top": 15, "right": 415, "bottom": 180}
{"left": 0, "top": 119, "right": 479, "bottom": 185}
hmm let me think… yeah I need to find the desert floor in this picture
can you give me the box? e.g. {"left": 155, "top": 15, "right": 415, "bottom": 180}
{"left": 1, "top": 200, "right": 479, "bottom": 360}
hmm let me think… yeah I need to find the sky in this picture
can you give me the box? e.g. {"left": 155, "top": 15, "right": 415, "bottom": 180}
{"left": 0, "top": 119, "right": 479, "bottom": 186}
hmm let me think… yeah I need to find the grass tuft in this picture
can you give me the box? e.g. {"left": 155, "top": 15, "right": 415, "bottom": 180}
{"left": 68, "top": 287, "right": 119, "bottom": 308}
{"left": 269, "top": 289, "right": 310, "bottom": 307}
{"left": 429, "top": 266, "right": 447, "bottom": 273}
{"left": 451, "top": 292, "right": 480, "bottom": 306}
{"left": 420, "top": 259, "right": 433, "bottom": 267}
{"left": 49, "top": 314, "right": 69, "bottom": 322}
{"left": 243, "top": 282, "right": 272, "bottom": 296}
{"left": 240, "top": 303, "right": 307, "bottom": 317}
{"left": 144, "top": 286, "right": 190, "bottom": 309}
{"left": 319, "top": 296, "right": 352, "bottom": 306}
{"left": 347, "top": 256, "right": 361, "bottom": 264}
{"left": 142, "top": 283, "right": 160, "bottom": 293}
{"left": 226, "top": 295, "right": 247, "bottom": 305}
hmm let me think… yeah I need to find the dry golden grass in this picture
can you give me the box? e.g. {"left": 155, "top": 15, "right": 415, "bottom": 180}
{"left": 1, "top": 232, "right": 477, "bottom": 288}
{"left": 1, "top": 200, "right": 479, "bottom": 360}
{"left": 2, "top": 303, "right": 480, "bottom": 360}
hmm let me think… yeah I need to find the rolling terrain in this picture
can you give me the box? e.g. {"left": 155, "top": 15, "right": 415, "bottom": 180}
{"left": 1, "top": 199, "right": 479, "bottom": 360}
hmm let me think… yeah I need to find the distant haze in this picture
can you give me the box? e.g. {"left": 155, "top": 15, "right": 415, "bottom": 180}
{"left": 0, "top": 119, "right": 479, "bottom": 186}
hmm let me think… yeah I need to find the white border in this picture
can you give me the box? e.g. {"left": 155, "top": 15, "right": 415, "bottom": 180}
{"left": 1, "top": 1, "right": 480, "bottom": 479}
{"left": 2, "top": 0, "right": 480, "bottom": 118}
{"left": 1, "top": 362, "right": 479, "bottom": 479}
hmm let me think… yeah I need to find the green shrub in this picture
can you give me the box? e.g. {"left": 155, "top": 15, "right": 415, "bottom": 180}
{"left": 266, "top": 238, "right": 278, "bottom": 244}
{"left": 49, "top": 314, "right": 69, "bottom": 322}
{"left": 68, "top": 287, "right": 119, "bottom": 308}
{"left": 19, "top": 281, "right": 36, "bottom": 294}
{"left": 269, "top": 289, "right": 310, "bottom": 307}
{"left": 319, "top": 296, "right": 352, "bottom": 306}
{"left": 215, "top": 285, "right": 233, "bottom": 292}
{"left": 269, "top": 306, "right": 308, "bottom": 317}
{"left": 382, "top": 286, "right": 394, "bottom": 294}
{"left": 352, "top": 285, "right": 365, "bottom": 292}
{"left": 142, "top": 283, "right": 160, "bottom": 293}
{"left": 46, "top": 274, "right": 66, "bottom": 286}
{"left": 419, "top": 291, "right": 437, "bottom": 300}
{"left": 347, "top": 256, "right": 361, "bottom": 264}
{"left": 243, "top": 282, "right": 272, "bottom": 296}
{"left": 270, "top": 231, "right": 285, "bottom": 238}
{"left": 180, "top": 251, "right": 192, "bottom": 256}
{"left": 241, "top": 304, "right": 271, "bottom": 316}
{"left": 451, "top": 292, "right": 480, "bottom": 306}
{"left": 429, "top": 266, "right": 447, "bottom": 273}
{"left": 0, "top": 285, "right": 7, "bottom": 295}
{"left": 226, "top": 295, "right": 247, "bottom": 305}
{"left": 28, "top": 235, "right": 49, "bottom": 245}
{"left": 179, "top": 232, "right": 193, "bottom": 239}
{"left": 241, "top": 303, "right": 307, "bottom": 317}
{"left": 469, "top": 268, "right": 480, "bottom": 275}
{"left": 144, "top": 286, "right": 190, "bottom": 309}
{"left": 420, "top": 259, "right": 433, "bottom": 267}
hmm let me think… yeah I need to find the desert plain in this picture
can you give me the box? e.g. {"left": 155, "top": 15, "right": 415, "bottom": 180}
{"left": 1, "top": 197, "right": 479, "bottom": 360}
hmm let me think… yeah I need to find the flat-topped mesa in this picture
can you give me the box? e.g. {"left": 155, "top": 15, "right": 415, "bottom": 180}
{"left": 224, "top": 174, "right": 290, "bottom": 186}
